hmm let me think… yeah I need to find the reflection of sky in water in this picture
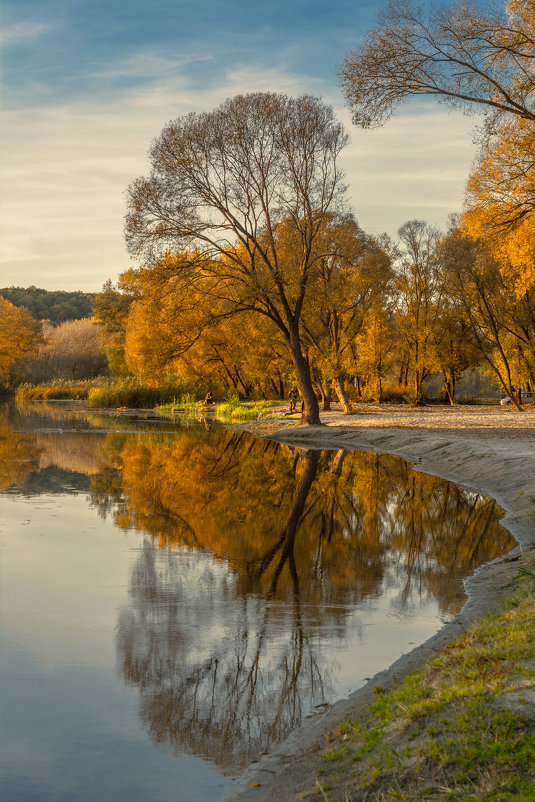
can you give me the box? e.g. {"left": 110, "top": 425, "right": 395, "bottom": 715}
{"left": 0, "top": 495, "right": 229, "bottom": 802}
{"left": 0, "top": 403, "right": 516, "bottom": 801}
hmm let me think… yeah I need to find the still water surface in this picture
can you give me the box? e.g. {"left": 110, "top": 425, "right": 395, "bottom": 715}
{"left": 0, "top": 402, "right": 515, "bottom": 801}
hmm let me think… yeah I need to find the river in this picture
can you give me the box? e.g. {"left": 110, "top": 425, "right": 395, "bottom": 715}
{"left": 0, "top": 402, "right": 515, "bottom": 801}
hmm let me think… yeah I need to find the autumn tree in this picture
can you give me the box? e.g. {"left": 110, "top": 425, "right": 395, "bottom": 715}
{"left": 93, "top": 276, "right": 140, "bottom": 376}
{"left": 122, "top": 252, "right": 292, "bottom": 397}
{"left": 464, "top": 117, "right": 535, "bottom": 295}
{"left": 354, "top": 303, "right": 395, "bottom": 402}
{"left": 0, "top": 297, "right": 42, "bottom": 387}
{"left": 340, "top": 0, "right": 535, "bottom": 298}
{"left": 428, "top": 300, "right": 480, "bottom": 405}
{"left": 123, "top": 253, "right": 216, "bottom": 381}
{"left": 125, "top": 92, "right": 349, "bottom": 424}
{"left": 299, "top": 214, "right": 393, "bottom": 411}
{"left": 394, "top": 220, "right": 444, "bottom": 403}
{"left": 438, "top": 225, "right": 535, "bottom": 408}
{"left": 340, "top": 0, "right": 535, "bottom": 130}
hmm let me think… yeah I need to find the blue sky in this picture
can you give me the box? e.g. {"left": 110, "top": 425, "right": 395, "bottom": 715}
{"left": 1, "top": 0, "right": 478, "bottom": 291}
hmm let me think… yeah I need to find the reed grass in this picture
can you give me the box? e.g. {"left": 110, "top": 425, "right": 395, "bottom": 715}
{"left": 16, "top": 378, "right": 107, "bottom": 401}
{"left": 87, "top": 378, "right": 203, "bottom": 409}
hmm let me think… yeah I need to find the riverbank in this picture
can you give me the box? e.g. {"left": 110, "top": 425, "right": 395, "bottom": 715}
{"left": 226, "top": 404, "right": 535, "bottom": 801}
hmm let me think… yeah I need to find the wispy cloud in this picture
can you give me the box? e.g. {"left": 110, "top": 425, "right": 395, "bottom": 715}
{"left": 335, "top": 105, "right": 478, "bottom": 235}
{"left": 0, "top": 62, "right": 479, "bottom": 291}
{"left": 89, "top": 53, "right": 215, "bottom": 81}
{"left": 2, "top": 21, "right": 53, "bottom": 46}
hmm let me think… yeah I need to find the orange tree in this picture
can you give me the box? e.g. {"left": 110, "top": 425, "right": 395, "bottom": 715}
{"left": 0, "top": 297, "right": 42, "bottom": 387}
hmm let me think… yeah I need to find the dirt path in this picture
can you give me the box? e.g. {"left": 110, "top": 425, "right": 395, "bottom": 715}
{"left": 224, "top": 404, "right": 535, "bottom": 801}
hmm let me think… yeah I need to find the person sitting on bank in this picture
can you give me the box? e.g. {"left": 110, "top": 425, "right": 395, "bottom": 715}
{"left": 288, "top": 385, "right": 299, "bottom": 412}
{"left": 204, "top": 392, "right": 214, "bottom": 405}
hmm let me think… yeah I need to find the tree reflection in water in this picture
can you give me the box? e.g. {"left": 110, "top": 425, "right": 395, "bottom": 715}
{"left": 0, "top": 407, "right": 518, "bottom": 771}
{"left": 89, "top": 427, "right": 514, "bottom": 771}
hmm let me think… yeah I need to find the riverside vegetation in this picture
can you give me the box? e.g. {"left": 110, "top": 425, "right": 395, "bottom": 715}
{"left": 310, "top": 559, "right": 535, "bottom": 802}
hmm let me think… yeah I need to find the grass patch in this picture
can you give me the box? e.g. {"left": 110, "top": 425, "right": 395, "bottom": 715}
{"left": 157, "top": 394, "right": 274, "bottom": 420}
{"left": 309, "top": 560, "right": 535, "bottom": 801}
{"left": 214, "top": 398, "right": 273, "bottom": 420}
{"left": 155, "top": 393, "right": 203, "bottom": 413}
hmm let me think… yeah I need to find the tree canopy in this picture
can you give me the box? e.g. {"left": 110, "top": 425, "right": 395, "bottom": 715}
{"left": 0, "top": 286, "right": 95, "bottom": 324}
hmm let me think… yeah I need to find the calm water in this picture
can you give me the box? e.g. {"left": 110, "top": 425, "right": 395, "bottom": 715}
{"left": 0, "top": 402, "right": 515, "bottom": 801}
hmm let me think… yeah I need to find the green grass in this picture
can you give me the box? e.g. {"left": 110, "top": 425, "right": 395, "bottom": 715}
{"left": 313, "top": 562, "right": 535, "bottom": 801}
{"left": 214, "top": 398, "right": 273, "bottom": 420}
{"left": 156, "top": 394, "right": 274, "bottom": 420}
{"left": 155, "top": 393, "right": 204, "bottom": 413}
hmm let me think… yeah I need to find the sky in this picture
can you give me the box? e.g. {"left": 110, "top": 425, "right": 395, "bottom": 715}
{"left": 1, "top": 0, "right": 479, "bottom": 292}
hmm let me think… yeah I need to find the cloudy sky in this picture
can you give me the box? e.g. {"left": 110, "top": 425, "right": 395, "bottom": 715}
{"left": 1, "top": 0, "right": 478, "bottom": 292}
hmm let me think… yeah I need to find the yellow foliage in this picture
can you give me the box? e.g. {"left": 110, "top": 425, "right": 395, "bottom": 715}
{"left": 464, "top": 117, "right": 535, "bottom": 295}
{"left": 0, "top": 297, "right": 42, "bottom": 385}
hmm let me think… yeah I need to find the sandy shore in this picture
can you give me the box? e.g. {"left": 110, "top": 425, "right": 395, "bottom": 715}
{"left": 225, "top": 404, "right": 535, "bottom": 801}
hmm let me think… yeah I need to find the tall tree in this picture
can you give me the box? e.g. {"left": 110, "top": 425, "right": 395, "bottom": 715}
{"left": 340, "top": 0, "right": 535, "bottom": 297}
{"left": 395, "top": 220, "right": 443, "bottom": 403}
{"left": 354, "top": 303, "right": 396, "bottom": 402}
{"left": 125, "top": 92, "right": 349, "bottom": 425}
{"left": 93, "top": 276, "right": 140, "bottom": 377}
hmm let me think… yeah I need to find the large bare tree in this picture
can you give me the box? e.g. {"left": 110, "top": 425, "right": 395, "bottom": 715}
{"left": 339, "top": 0, "right": 535, "bottom": 130}
{"left": 125, "top": 92, "right": 349, "bottom": 424}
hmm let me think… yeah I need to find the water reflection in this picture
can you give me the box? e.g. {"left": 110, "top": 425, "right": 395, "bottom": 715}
{"left": 87, "top": 425, "right": 511, "bottom": 770}
{"left": 88, "top": 427, "right": 510, "bottom": 617}
{"left": 1, "top": 403, "right": 515, "bottom": 775}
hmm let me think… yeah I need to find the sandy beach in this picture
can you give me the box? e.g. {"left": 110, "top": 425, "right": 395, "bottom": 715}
{"left": 226, "top": 404, "right": 535, "bottom": 801}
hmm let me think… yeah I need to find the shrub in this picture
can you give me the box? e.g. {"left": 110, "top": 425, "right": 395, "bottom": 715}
{"left": 360, "top": 381, "right": 409, "bottom": 404}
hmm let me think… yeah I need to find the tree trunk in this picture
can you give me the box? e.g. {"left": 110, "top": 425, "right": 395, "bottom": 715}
{"left": 233, "top": 365, "right": 251, "bottom": 397}
{"left": 313, "top": 367, "right": 331, "bottom": 411}
{"left": 413, "top": 370, "right": 425, "bottom": 405}
{"left": 445, "top": 370, "right": 456, "bottom": 406}
{"left": 376, "top": 372, "right": 383, "bottom": 403}
{"left": 289, "top": 332, "right": 321, "bottom": 425}
{"left": 332, "top": 449, "right": 346, "bottom": 476}
{"left": 334, "top": 375, "right": 352, "bottom": 413}
{"left": 276, "top": 369, "right": 285, "bottom": 400}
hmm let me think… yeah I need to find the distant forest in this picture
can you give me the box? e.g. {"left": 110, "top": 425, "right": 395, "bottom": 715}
{"left": 0, "top": 286, "right": 95, "bottom": 324}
